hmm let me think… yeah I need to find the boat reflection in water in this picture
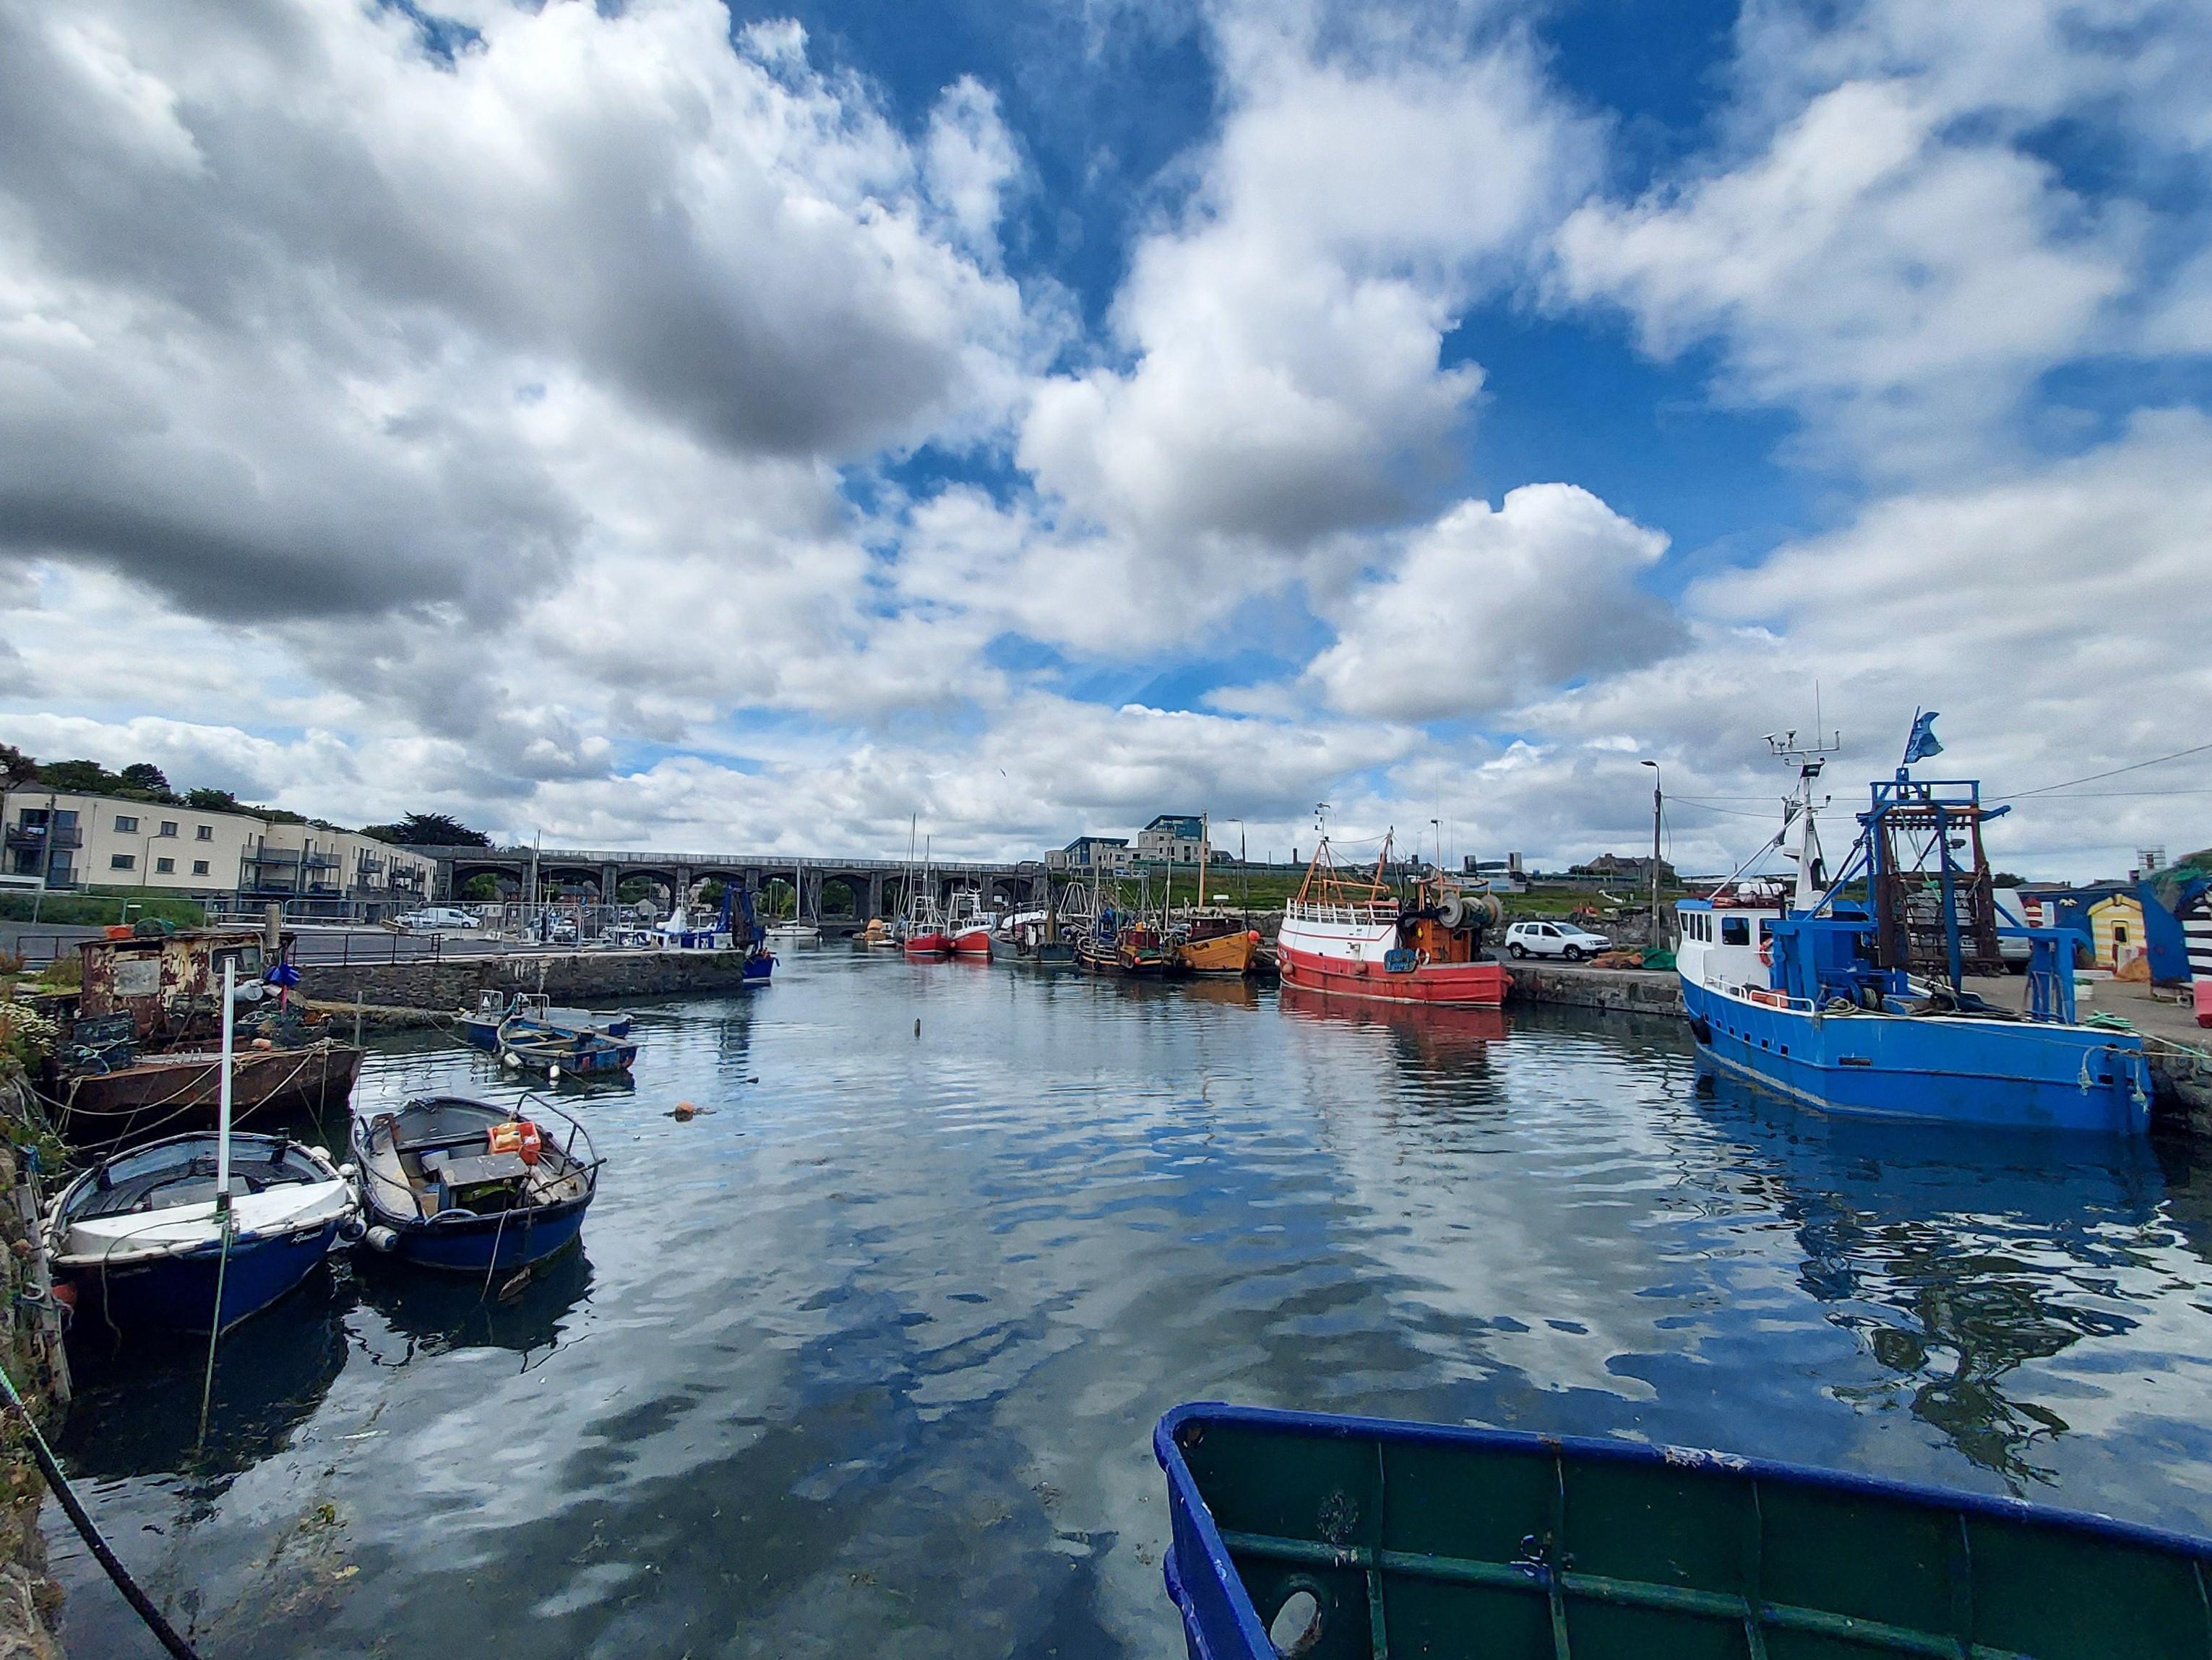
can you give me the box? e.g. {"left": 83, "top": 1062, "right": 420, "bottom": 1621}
{"left": 1278, "top": 981, "right": 1507, "bottom": 1057}
{"left": 58, "top": 1264, "right": 354, "bottom": 1490}
{"left": 353, "top": 1244, "right": 594, "bottom": 1369}
{"left": 1173, "top": 975, "right": 1261, "bottom": 1010}
{"left": 1697, "top": 1062, "right": 2164, "bottom": 1487}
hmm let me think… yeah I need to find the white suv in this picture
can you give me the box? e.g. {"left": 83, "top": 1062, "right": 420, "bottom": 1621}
{"left": 1504, "top": 920, "right": 1611, "bottom": 961}
{"left": 397, "top": 906, "right": 479, "bottom": 931}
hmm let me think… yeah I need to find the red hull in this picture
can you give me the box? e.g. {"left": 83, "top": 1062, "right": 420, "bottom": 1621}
{"left": 1276, "top": 942, "right": 1508, "bottom": 1007}
{"left": 904, "top": 931, "right": 952, "bottom": 958}
{"left": 950, "top": 927, "right": 992, "bottom": 960}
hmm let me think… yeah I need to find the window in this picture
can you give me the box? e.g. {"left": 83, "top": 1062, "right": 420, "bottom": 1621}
{"left": 155, "top": 856, "right": 175, "bottom": 874}
{"left": 191, "top": 860, "right": 210, "bottom": 876}
{"left": 1721, "top": 916, "right": 1750, "bottom": 945}
{"left": 158, "top": 820, "right": 178, "bottom": 837}
{"left": 195, "top": 825, "right": 212, "bottom": 841}
{"left": 113, "top": 814, "right": 138, "bottom": 833}
{"left": 110, "top": 853, "right": 136, "bottom": 871}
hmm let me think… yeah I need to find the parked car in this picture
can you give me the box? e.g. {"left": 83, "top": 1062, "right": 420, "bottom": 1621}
{"left": 1992, "top": 889, "right": 2030, "bottom": 970}
{"left": 396, "top": 906, "right": 480, "bottom": 932}
{"left": 1504, "top": 919, "right": 1611, "bottom": 961}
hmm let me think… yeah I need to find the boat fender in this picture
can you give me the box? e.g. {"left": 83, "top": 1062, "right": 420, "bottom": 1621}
{"left": 501, "top": 1051, "right": 520, "bottom": 1069}
{"left": 1688, "top": 1015, "right": 1713, "bottom": 1046}
{"left": 338, "top": 1215, "right": 367, "bottom": 1245}
{"left": 364, "top": 1226, "right": 399, "bottom": 1254}
{"left": 548, "top": 1064, "right": 563, "bottom": 1082}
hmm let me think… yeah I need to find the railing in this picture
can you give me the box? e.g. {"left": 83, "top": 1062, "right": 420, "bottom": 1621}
{"left": 1283, "top": 900, "right": 1398, "bottom": 927}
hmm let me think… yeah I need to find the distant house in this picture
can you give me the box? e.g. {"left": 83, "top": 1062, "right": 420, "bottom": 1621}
{"left": 1461, "top": 854, "right": 1527, "bottom": 893}
{"left": 1135, "top": 814, "right": 1208, "bottom": 865}
{"left": 1572, "top": 853, "right": 1677, "bottom": 885}
{"left": 1049, "top": 835, "right": 1132, "bottom": 872}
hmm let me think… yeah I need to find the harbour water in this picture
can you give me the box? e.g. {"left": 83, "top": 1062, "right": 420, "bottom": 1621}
{"left": 51, "top": 951, "right": 2212, "bottom": 1657}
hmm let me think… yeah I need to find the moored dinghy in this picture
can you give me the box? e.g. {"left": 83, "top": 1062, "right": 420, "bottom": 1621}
{"left": 1156, "top": 1402, "right": 2212, "bottom": 1660}
{"left": 46, "top": 958, "right": 358, "bottom": 1337}
{"left": 354, "top": 1094, "right": 598, "bottom": 1274}
{"left": 48, "top": 1134, "right": 358, "bottom": 1336}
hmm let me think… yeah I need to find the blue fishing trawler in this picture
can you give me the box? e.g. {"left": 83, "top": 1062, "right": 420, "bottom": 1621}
{"left": 1676, "top": 716, "right": 2153, "bottom": 1134}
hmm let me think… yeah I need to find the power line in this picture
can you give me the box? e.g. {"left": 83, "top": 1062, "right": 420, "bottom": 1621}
{"left": 1989, "top": 739, "right": 2212, "bottom": 803}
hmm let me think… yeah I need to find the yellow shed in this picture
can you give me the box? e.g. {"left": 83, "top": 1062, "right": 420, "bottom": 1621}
{"left": 2089, "top": 893, "right": 2147, "bottom": 970}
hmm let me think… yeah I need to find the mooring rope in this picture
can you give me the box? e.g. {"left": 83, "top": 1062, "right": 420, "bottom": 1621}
{"left": 0, "top": 1359, "right": 203, "bottom": 1660}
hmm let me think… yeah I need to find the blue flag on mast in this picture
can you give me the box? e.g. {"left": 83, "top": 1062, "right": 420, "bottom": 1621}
{"left": 1903, "top": 710, "right": 1943, "bottom": 764}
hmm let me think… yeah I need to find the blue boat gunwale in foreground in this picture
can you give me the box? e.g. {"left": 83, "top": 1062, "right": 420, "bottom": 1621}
{"left": 1153, "top": 1401, "right": 2212, "bottom": 1658}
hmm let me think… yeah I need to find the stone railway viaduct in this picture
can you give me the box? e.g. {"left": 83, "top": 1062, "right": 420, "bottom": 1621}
{"left": 421, "top": 844, "right": 1051, "bottom": 929}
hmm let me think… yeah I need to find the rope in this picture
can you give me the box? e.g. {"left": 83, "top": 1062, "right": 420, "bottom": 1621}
{"left": 0, "top": 1359, "right": 203, "bottom": 1659}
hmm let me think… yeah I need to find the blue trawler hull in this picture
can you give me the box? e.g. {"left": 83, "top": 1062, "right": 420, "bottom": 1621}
{"left": 1682, "top": 979, "right": 2151, "bottom": 1135}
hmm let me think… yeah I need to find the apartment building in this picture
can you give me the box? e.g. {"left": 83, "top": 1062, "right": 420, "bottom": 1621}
{"left": 1135, "top": 814, "right": 1208, "bottom": 865}
{"left": 239, "top": 821, "right": 433, "bottom": 907}
{"left": 1048, "top": 835, "right": 1133, "bottom": 871}
{"left": 1, "top": 788, "right": 269, "bottom": 896}
{"left": 1, "top": 787, "right": 431, "bottom": 908}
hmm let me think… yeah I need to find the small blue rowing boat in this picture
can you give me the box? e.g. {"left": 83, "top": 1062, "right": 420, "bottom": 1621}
{"left": 47, "top": 1132, "right": 358, "bottom": 1336}
{"left": 456, "top": 991, "right": 632, "bottom": 1054}
{"left": 353, "top": 1095, "right": 599, "bottom": 1275}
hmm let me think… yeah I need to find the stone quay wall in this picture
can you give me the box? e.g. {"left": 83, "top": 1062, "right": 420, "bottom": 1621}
{"left": 1505, "top": 961, "right": 1685, "bottom": 1018}
{"left": 297, "top": 948, "right": 759, "bottom": 1011}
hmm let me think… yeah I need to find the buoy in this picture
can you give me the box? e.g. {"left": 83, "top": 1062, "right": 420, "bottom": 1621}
{"left": 672, "top": 1101, "right": 697, "bottom": 1121}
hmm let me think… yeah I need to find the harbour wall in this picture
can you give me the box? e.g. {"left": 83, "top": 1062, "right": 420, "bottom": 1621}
{"left": 1506, "top": 962, "right": 1684, "bottom": 1018}
{"left": 296, "top": 948, "right": 759, "bottom": 1011}
{"left": 0, "top": 1081, "right": 68, "bottom": 1659}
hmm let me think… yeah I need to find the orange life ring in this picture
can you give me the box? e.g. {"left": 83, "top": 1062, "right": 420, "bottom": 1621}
{"left": 1758, "top": 939, "right": 1773, "bottom": 968}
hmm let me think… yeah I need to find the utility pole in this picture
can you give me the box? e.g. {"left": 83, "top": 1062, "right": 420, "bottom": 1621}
{"left": 1640, "top": 761, "right": 1662, "bottom": 947}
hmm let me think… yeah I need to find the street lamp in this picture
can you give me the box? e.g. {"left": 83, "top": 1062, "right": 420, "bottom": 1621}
{"left": 1225, "top": 818, "right": 1249, "bottom": 913}
{"left": 1639, "top": 762, "right": 1663, "bottom": 947}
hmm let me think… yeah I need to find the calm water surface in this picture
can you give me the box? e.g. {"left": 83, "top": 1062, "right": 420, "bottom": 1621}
{"left": 50, "top": 951, "right": 2212, "bottom": 1656}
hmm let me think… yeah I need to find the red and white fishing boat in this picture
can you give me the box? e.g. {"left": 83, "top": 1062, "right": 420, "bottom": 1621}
{"left": 902, "top": 894, "right": 952, "bottom": 959}
{"left": 1276, "top": 837, "right": 1507, "bottom": 1007}
{"left": 948, "top": 890, "right": 994, "bottom": 960}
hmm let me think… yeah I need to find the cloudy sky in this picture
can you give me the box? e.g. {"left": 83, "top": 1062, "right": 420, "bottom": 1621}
{"left": 2, "top": 0, "right": 2208, "bottom": 876}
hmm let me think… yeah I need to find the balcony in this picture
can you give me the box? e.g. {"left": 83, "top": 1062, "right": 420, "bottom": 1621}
{"left": 6, "top": 824, "right": 82, "bottom": 853}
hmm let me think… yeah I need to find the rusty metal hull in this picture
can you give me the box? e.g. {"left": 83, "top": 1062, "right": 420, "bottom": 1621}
{"left": 60, "top": 1042, "right": 363, "bottom": 1150}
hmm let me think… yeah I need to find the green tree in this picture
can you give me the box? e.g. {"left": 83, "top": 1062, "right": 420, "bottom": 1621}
{"left": 361, "top": 812, "right": 492, "bottom": 848}
{"left": 460, "top": 872, "right": 504, "bottom": 900}
{"left": 117, "top": 762, "right": 179, "bottom": 802}
{"left": 184, "top": 787, "right": 243, "bottom": 812}
{"left": 35, "top": 758, "right": 119, "bottom": 794}
{"left": 0, "top": 744, "right": 35, "bottom": 788}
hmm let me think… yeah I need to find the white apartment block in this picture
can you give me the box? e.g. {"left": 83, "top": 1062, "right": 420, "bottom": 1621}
{"left": 1, "top": 788, "right": 433, "bottom": 908}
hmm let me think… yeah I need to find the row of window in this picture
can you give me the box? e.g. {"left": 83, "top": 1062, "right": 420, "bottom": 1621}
{"left": 1682, "top": 911, "right": 1767, "bottom": 947}
{"left": 109, "top": 814, "right": 217, "bottom": 839}
{"left": 110, "top": 854, "right": 213, "bottom": 875}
